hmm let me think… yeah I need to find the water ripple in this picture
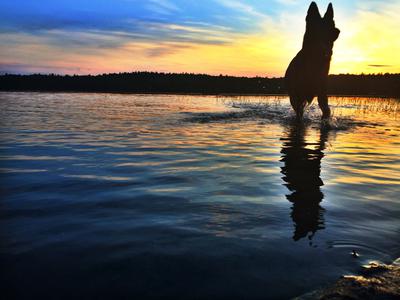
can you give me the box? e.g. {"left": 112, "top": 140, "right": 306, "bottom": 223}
{"left": 1, "top": 92, "right": 399, "bottom": 299}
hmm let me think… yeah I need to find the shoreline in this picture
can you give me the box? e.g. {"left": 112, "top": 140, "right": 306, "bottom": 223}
{"left": 295, "top": 258, "right": 400, "bottom": 300}
{"left": 0, "top": 90, "right": 398, "bottom": 99}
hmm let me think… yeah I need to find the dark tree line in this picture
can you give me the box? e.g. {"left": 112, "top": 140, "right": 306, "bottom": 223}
{"left": 328, "top": 74, "right": 400, "bottom": 97}
{"left": 0, "top": 72, "right": 399, "bottom": 97}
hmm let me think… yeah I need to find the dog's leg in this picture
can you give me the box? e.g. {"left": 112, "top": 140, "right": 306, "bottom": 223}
{"left": 289, "top": 96, "right": 297, "bottom": 113}
{"left": 296, "top": 100, "right": 306, "bottom": 120}
{"left": 318, "top": 94, "right": 331, "bottom": 119}
{"left": 290, "top": 96, "right": 304, "bottom": 120}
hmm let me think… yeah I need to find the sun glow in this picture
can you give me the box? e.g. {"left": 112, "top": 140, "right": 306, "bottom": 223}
{"left": 0, "top": 1, "right": 399, "bottom": 76}
{"left": 331, "top": 2, "right": 400, "bottom": 74}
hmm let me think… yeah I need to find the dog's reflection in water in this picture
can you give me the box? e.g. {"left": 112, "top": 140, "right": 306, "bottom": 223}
{"left": 280, "top": 121, "right": 330, "bottom": 244}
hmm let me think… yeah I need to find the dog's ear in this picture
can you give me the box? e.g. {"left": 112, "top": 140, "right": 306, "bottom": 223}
{"left": 306, "top": 2, "right": 321, "bottom": 22}
{"left": 323, "top": 3, "right": 334, "bottom": 20}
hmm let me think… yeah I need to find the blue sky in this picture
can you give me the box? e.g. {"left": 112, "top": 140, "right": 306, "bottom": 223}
{"left": 0, "top": 0, "right": 398, "bottom": 75}
{"left": 0, "top": 0, "right": 291, "bottom": 41}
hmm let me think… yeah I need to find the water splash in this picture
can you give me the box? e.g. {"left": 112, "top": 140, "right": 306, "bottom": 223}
{"left": 183, "top": 96, "right": 386, "bottom": 132}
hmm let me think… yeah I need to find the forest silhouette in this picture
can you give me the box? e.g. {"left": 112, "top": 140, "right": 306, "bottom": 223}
{"left": 1, "top": 72, "right": 399, "bottom": 97}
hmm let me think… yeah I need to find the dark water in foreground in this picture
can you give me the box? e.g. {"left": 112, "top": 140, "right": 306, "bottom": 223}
{"left": 0, "top": 93, "right": 399, "bottom": 299}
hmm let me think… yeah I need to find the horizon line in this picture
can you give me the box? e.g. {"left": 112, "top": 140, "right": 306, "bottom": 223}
{"left": 2, "top": 71, "right": 400, "bottom": 78}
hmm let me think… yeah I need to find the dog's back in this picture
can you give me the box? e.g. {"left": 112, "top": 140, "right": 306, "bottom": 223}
{"left": 285, "top": 2, "right": 340, "bottom": 119}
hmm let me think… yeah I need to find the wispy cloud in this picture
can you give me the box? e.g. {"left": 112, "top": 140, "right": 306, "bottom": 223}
{"left": 145, "top": 43, "right": 192, "bottom": 57}
{"left": 368, "top": 64, "right": 393, "bottom": 68}
{"left": 215, "top": 0, "right": 269, "bottom": 19}
{"left": 274, "top": 0, "right": 297, "bottom": 5}
{"left": 146, "top": 0, "right": 181, "bottom": 15}
{"left": 0, "top": 62, "right": 87, "bottom": 74}
{"left": 0, "top": 18, "right": 237, "bottom": 55}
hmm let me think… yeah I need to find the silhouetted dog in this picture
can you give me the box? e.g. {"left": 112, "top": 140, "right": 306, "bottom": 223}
{"left": 285, "top": 2, "right": 340, "bottom": 120}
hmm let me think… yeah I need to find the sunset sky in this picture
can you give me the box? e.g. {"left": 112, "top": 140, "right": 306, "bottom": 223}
{"left": 1, "top": 0, "right": 399, "bottom": 76}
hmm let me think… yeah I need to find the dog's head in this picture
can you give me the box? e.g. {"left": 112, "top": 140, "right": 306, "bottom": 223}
{"left": 303, "top": 2, "right": 340, "bottom": 56}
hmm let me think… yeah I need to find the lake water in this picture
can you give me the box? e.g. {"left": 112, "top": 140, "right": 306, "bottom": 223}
{"left": 1, "top": 92, "right": 399, "bottom": 299}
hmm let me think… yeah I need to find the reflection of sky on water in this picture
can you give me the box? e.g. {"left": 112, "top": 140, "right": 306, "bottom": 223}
{"left": 0, "top": 93, "right": 399, "bottom": 299}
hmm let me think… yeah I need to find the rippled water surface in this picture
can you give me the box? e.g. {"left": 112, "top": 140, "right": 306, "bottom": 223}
{"left": 1, "top": 92, "right": 399, "bottom": 299}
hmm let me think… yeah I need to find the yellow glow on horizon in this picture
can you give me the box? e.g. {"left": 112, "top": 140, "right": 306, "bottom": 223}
{"left": 331, "top": 4, "right": 400, "bottom": 74}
